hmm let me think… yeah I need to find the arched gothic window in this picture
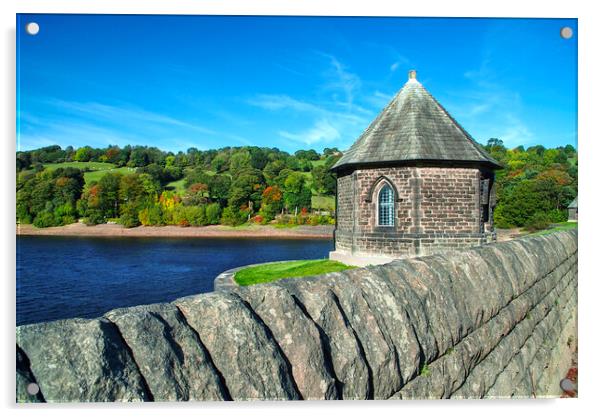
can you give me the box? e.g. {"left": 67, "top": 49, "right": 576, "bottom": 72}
{"left": 378, "top": 184, "right": 395, "bottom": 226}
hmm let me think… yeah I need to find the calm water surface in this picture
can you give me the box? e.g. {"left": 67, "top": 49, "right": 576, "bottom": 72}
{"left": 16, "top": 236, "right": 333, "bottom": 326}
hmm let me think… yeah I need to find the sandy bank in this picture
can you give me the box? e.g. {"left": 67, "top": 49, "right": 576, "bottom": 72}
{"left": 17, "top": 222, "right": 334, "bottom": 239}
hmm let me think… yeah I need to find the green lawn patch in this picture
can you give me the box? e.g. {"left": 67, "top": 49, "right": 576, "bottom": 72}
{"left": 234, "top": 259, "right": 356, "bottom": 286}
{"left": 528, "top": 221, "right": 578, "bottom": 236}
{"left": 43, "top": 161, "right": 117, "bottom": 171}
{"left": 43, "top": 162, "right": 136, "bottom": 185}
{"left": 311, "top": 195, "right": 335, "bottom": 211}
{"left": 165, "top": 178, "right": 187, "bottom": 194}
{"left": 83, "top": 167, "right": 136, "bottom": 184}
{"left": 311, "top": 159, "right": 327, "bottom": 167}
{"left": 273, "top": 223, "right": 299, "bottom": 229}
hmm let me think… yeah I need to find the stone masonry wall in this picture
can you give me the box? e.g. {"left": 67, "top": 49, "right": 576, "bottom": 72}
{"left": 334, "top": 172, "right": 354, "bottom": 251}
{"left": 419, "top": 167, "right": 480, "bottom": 234}
{"left": 16, "top": 231, "right": 577, "bottom": 402}
{"left": 335, "top": 166, "right": 492, "bottom": 257}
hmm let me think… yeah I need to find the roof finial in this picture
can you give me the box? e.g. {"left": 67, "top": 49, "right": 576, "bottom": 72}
{"left": 408, "top": 69, "right": 417, "bottom": 80}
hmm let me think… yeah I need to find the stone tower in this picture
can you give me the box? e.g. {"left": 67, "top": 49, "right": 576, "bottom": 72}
{"left": 330, "top": 70, "right": 502, "bottom": 266}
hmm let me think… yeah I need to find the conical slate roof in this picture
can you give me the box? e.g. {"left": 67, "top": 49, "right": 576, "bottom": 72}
{"left": 332, "top": 70, "right": 502, "bottom": 171}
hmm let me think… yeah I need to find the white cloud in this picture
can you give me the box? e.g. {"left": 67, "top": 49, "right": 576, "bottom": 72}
{"left": 44, "top": 99, "right": 216, "bottom": 135}
{"left": 246, "top": 53, "right": 376, "bottom": 150}
{"left": 442, "top": 56, "right": 537, "bottom": 147}
{"left": 246, "top": 95, "right": 321, "bottom": 113}
{"left": 279, "top": 119, "right": 341, "bottom": 145}
{"left": 19, "top": 98, "right": 248, "bottom": 152}
{"left": 498, "top": 114, "right": 534, "bottom": 147}
{"left": 317, "top": 52, "right": 362, "bottom": 108}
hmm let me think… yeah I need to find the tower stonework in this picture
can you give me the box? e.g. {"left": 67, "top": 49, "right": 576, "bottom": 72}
{"left": 330, "top": 71, "right": 501, "bottom": 266}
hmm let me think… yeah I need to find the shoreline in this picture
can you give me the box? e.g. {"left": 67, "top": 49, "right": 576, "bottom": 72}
{"left": 16, "top": 222, "right": 334, "bottom": 239}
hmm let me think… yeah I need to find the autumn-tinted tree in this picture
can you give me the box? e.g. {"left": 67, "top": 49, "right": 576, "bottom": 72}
{"left": 488, "top": 140, "right": 577, "bottom": 229}
{"left": 260, "top": 185, "right": 283, "bottom": 220}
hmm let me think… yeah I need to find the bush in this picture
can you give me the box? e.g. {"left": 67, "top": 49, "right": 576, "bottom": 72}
{"left": 205, "top": 203, "right": 222, "bottom": 225}
{"left": 524, "top": 212, "right": 551, "bottom": 232}
{"left": 179, "top": 205, "right": 208, "bottom": 227}
{"left": 119, "top": 202, "right": 141, "bottom": 228}
{"left": 548, "top": 208, "right": 567, "bottom": 223}
{"left": 173, "top": 205, "right": 189, "bottom": 227}
{"left": 493, "top": 207, "right": 515, "bottom": 229}
{"left": 82, "top": 209, "right": 105, "bottom": 226}
{"left": 309, "top": 214, "right": 335, "bottom": 225}
{"left": 251, "top": 214, "right": 264, "bottom": 224}
{"left": 53, "top": 203, "right": 77, "bottom": 225}
{"left": 139, "top": 205, "right": 164, "bottom": 226}
{"left": 33, "top": 211, "right": 58, "bottom": 228}
{"left": 220, "top": 206, "right": 247, "bottom": 226}
{"left": 258, "top": 205, "right": 277, "bottom": 222}
{"left": 294, "top": 214, "right": 310, "bottom": 225}
{"left": 257, "top": 209, "right": 274, "bottom": 224}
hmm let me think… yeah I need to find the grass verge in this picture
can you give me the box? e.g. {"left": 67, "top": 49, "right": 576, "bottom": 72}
{"left": 234, "top": 259, "right": 355, "bottom": 286}
{"left": 529, "top": 221, "right": 578, "bottom": 236}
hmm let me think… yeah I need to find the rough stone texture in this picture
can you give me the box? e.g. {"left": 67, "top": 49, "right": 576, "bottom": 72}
{"left": 16, "top": 318, "right": 150, "bottom": 402}
{"left": 104, "top": 303, "right": 228, "bottom": 401}
{"left": 275, "top": 277, "right": 372, "bottom": 400}
{"left": 174, "top": 292, "right": 301, "bottom": 401}
{"left": 237, "top": 284, "right": 339, "bottom": 399}
{"left": 16, "top": 346, "right": 43, "bottom": 403}
{"left": 16, "top": 230, "right": 577, "bottom": 402}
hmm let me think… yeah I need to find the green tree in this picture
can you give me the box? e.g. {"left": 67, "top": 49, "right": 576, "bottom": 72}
{"left": 263, "top": 160, "right": 286, "bottom": 185}
{"left": 220, "top": 206, "right": 247, "bottom": 226}
{"left": 74, "top": 146, "right": 94, "bottom": 162}
{"left": 208, "top": 175, "right": 231, "bottom": 206}
{"left": 205, "top": 203, "right": 222, "bottom": 224}
{"left": 229, "top": 150, "right": 252, "bottom": 176}
{"left": 17, "top": 168, "right": 84, "bottom": 227}
{"left": 228, "top": 168, "right": 264, "bottom": 211}
{"left": 283, "top": 172, "right": 312, "bottom": 213}
{"left": 311, "top": 164, "right": 336, "bottom": 195}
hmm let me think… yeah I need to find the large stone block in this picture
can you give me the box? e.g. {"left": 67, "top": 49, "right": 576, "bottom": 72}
{"left": 104, "top": 303, "right": 228, "bottom": 401}
{"left": 17, "top": 318, "right": 150, "bottom": 402}
{"left": 174, "top": 292, "right": 300, "bottom": 401}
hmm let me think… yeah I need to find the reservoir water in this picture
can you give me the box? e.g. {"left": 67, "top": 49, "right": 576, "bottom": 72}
{"left": 16, "top": 236, "right": 333, "bottom": 326}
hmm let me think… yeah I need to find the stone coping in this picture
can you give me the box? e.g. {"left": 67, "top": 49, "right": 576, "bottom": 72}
{"left": 329, "top": 250, "right": 398, "bottom": 267}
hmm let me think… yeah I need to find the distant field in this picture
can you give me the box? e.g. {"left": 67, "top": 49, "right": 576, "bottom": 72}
{"left": 166, "top": 169, "right": 218, "bottom": 195}
{"left": 83, "top": 167, "right": 136, "bottom": 183}
{"left": 43, "top": 162, "right": 136, "bottom": 185}
{"left": 165, "top": 178, "right": 187, "bottom": 194}
{"left": 312, "top": 195, "right": 335, "bottom": 211}
{"left": 311, "top": 159, "right": 327, "bottom": 167}
{"left": 43, "top": 162, "right": 117, "bottom": 171}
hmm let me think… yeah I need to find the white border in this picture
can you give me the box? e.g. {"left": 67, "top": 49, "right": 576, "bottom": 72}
{"left": 3, "top": 1, "right": 600, "bottom": 416}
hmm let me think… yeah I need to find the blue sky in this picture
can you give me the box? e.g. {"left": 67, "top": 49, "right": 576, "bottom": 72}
{"left": 17, "top": 14, "right": 577, "bottom": 154}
